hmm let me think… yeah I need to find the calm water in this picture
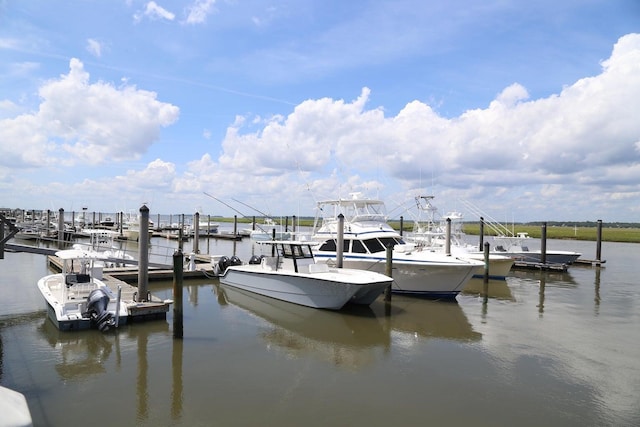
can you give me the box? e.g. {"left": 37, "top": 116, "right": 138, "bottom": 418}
{"left": 1, "top": 235, "right": 639, "bottom": 426}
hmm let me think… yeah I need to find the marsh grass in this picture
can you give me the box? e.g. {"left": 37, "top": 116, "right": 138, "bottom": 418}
{"left": 393, "top": 222, "right": 640, "bottom": 243}
{"left": 217, "top": 217, "right": 640, "bottom": 243}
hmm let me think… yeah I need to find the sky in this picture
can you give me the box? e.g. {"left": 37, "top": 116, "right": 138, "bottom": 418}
{"left": 1, "top": 0, "right": 639, "bottom": 223}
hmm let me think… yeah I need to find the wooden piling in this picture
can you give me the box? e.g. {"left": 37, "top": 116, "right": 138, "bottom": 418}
{"left": 478, "top": 217, "right": 484, "bottom": 252}
{"left": 483, "top": 242, "right": 490, "bottom": 283}
{"left": 399, "top": 216, "right": 404, "bottom": 237}
{"left": 384, "top": 245, "right": 393, "bottom": 302}
{"left": 138, "top": 205, "right": 150, "bottom": 301}
{"left": 540, "top": 222, "right": 547, "bottom": 265}
{"left": 173, "top": 249, "right": 184, "bottom": 339}
{"left": 336, "top": 214, "right": 344, "bottom": 268}
{"left": 193, "top": 212, "right": 200, "bottom": 254}
{"left": 596, "top": 219, "right": 602, "bottom": 262}
{"left": 445, "top": 218, "right": 451, "bottom": 256}
{"left": 57, "top": 208, "right": 64, "bottom": 249}
{"left": 45, "top": 210, "right": 51, "bottom": 237}
{"left": 483, "top": 242, "right": 490, "bottom": 297}
{"left": 178, "top": 214, "right": 184, "bottom": 251}
{"left": 0, "top": 216, "right": 4, "bottom": 259}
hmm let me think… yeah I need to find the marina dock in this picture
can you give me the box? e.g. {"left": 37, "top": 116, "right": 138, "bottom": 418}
{"left": 511, "top": 260, "right": 569, "bottom": 272}
{"left": 44, "top": 253, "right": 219, "bottom": 323}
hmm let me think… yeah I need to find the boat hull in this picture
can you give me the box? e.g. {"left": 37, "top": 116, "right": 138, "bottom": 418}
{"left": 458, "top": 253, "right": 515, "bottom": 280}
{"left": 38, "top": 273, "right": 128, "bottom": 331}
{"left": 219, "top": 266, "right": 390, "bottom": 309}
{"left": 315, "top": 253, "right": 478, "bottom": 299}
{"left": 496, "top": 250, "right": 581, "bottom": 265}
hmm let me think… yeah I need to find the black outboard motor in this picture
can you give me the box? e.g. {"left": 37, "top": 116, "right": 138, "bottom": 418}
{"left": 248, "top": 255, "right": 263, "bottom": 265}
{"left": 84, "top": 288, "right": 115, "bottom": 332}
{"left": 216, "top": 255, "right": 243, "bottom": 275}
{"left": 217, "top": 256, "right": 231, "bottom": 274}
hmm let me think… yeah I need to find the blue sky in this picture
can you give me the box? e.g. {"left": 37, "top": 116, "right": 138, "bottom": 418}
{"left": 1, "top": 0, "right": 639, "bottom": 222}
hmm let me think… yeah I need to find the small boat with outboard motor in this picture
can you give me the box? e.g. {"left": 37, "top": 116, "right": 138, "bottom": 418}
{"left": 37, "top": 249, "right": 128, "bottom": 331}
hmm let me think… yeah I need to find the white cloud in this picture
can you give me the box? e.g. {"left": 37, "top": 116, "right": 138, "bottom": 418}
{"left": 134, "top": 1, "right": 175, "bottom": 23}
{"left": 86, "top": 38, "right": 102, "bottom": 57}
{"left": 184, "top": 0, "right": 216, "bottom": 25}
{"left": 0, "top": 58, "right": 179, "bottom": 168}
{"left": 199, "top": 33, "right": 640, "bottom": 218}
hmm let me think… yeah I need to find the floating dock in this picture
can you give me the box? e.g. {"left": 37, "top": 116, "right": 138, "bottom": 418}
{"left": 512, "top": 261, "right": 569, "bottom": 272}
{"left": 44, "top": 254, "right": 219, "bottom": 323}
{"left": 573, "top": 258, "right": 606, "bottom": 267}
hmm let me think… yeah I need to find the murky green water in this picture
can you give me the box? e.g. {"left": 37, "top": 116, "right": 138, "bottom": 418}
{"left": 1, "top": 237, "right": 639, "bottom": 426}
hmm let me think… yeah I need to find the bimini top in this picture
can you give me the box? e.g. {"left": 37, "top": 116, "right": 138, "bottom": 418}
{"left": 55, "top": 249, "right": 104, "bottom": 260}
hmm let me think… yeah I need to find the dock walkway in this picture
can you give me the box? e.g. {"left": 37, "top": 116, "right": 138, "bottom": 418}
{"left": 45, "top": 254, "right": 218, "bottom": 323}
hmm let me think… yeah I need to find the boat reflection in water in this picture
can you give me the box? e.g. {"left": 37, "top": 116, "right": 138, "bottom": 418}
{"left": 216, "top": 282, "right": 481, "bottom": 369}
{"left": 38, "top": 319, "right": 116, "bottom": 380}
{"left": 216, "top": 283, "right": 391, "bottom": 370}
{"left": 508, "top": 269, "right": 578, "bottom": 288}
{"left": 36, "top": 317, "right": 177, "bottom": 424}
{"left": 461, "top": 277, "right": 516, "bottom": 301}
{"left": 369, "top": 296, "right": 482, "bottom": 343}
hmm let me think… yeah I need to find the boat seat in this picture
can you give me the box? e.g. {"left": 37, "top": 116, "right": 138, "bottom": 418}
{"left": 65, "top": 273, "right": 91, "bottom": 287}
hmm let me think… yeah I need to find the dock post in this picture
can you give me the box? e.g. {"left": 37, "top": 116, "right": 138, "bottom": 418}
{"left": 45, "top": 210, "right": 50, "bottom": 237}
{"left": 399, "top": 216, "right": 404, "bottom": 237}
{"left": 483, "top": 242, "right": 490, "bottom": 297}
{"left": 58, "top": 208, "right": 64, "bottom": 249}
{"left": 384, "top": 244, "right": 393, "bottom": 302}
{"left": 292, "top": 215, "right": 297, "bottom": 235}
{"left": 541, "top": 222, "right": 547, "bottom": 265}
{"left": 193, "top": 211, "right": 200, "bottom": 254}
{"left": 115, "top": 286, "right": 122, "bottom": 327}
{"left": 478, "top": 217, "right": 484, "bottom": 252}
{"left": 0, "top": 216, "right": 4, "bottom": 259}
{"left": 285, "top": 216, "right": 289, "bottom": 232}
{"left": 596, "top": 219, "right": 603, "bottom": 262}
{"left": 178, "top": 214, "right": 184, "bottom": 251}
{"left": 336, "top": 214, "right": 344, "bottom": 268}
{"left": 445, "top": 218, "right": 452, "bottom": 256}
{"left": 0, "top": 213, "right": 19, "bottom": 259}
{"left": 138, "top": 204, "right": 150, "bottom": 302}
{"left": 173, "top": 249, "right": 184, "bottom": 339}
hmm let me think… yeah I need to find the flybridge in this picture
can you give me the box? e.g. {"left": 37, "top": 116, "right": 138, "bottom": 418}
{"left": 315, "top": 193, "right": 388, "bottom": 226}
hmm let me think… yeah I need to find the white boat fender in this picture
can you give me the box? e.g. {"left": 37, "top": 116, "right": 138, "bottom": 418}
{"left": 188, "top": 252, "right": 196, "bottom": 271}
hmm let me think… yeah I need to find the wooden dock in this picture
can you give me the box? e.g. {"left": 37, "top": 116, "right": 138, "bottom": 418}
{"left": 573, "top": 258, "right": 606, "bottom": 267}
{"left": 44, "top": 254, "right": 219, "bottom": 323}
{"left": 512, "top": 261, "right": 569, "bottom": 272}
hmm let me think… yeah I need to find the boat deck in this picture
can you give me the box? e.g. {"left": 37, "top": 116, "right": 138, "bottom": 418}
{"left": 47, "top": 255, "right": 173, "bottom": 322}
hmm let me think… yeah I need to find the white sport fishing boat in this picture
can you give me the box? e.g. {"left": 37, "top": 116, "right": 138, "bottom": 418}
{"left": 493, "top": 232, "right": 582, "bottom": 264}
{"left": 310, "top": 193, "right": 483, "bottom": 299}
{"left": 459, "top": 199, "right": 582, "bottom": 265}
{"left": 405, "top": 196, "right": 514, "bottom": 279}
{"left": 216, "top": 240, "right": 393, "bottom": 309}
{"left": 37, "top": 249, "right": 128, "bottom": 331}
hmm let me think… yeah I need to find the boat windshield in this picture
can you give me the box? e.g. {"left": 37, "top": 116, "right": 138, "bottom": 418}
{"left": 318, "top": 237, "right": 403, "bottom": 254}
{"left": 281, "top": 243, "right": 314, "bottom": 259}
{"left": 318, "top": 199, "right": 387, "bottom": 224}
